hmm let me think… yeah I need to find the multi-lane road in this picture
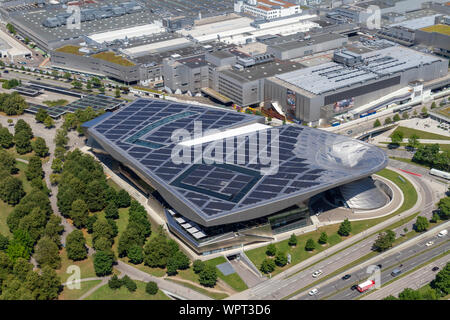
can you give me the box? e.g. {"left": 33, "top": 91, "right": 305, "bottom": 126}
{"left": 295, "top": 230, "right": 449, "bottom": 300}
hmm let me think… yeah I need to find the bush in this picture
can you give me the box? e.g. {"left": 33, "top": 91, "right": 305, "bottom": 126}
{"left": 193, "top": 259, "right": 205, "bottom": 274}
{"left": 146, "top": 281, "right": 158, "bottom": 295}
{"left": 275, "top": 251, "right": 287, "bottom": 267}
{"left": 260, "top": 258, "right": 276, "bottom": 274}
{"left": 108, "top": 274, "right": 122, "bottom": 290}
{"left": 266, "top": 243, "right": 277, "bottom": 256}
{"left": 288, "top": 234, "right": 297, "bottom": 247}
{"left": 198, "top": 264, "right": 218, "bottom": 287}
{"left": 305, "top": 238, "right": 316, "bottom": 251}
{"left": 121, "top": 275, "right": 137, "bottom": 292}
{"left": 318, "top": 232, "right": 328, "bottom": 244}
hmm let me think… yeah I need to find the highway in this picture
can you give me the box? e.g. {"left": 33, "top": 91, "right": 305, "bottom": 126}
{"left": 361, "top": 254, "right": 449, "bottom": 300}
{"left": 230, "top": 164, "right": 442, "bottom": 300}
{"left": 294, "top": 231, "right": 449, "bottom": 300}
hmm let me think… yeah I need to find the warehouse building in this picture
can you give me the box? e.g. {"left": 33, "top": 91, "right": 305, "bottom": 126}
{"left": 264, "top": 46, "right": 448, "bottom": 125}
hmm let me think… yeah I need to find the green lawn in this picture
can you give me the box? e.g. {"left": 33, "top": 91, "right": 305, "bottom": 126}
{"left": 390, "top": 126, "right": 450, "bottom": 141}
{"left": 246, "top": 168, "right": 418, "bottom": 277}
{"left": 56, "top": 248, "right": 97, "bottom": 283}
{"left": 246, "top": 223, "right": 344, "bottom": 277}
{"left": 59, "top": 280, "right": 102, "bottom": 300}
{"left": 165, "top": 278, "right": 228, "bottom": 300}
{"left": 176, "top": 256, "right": 248, "bottom": 292}
{"left": 86, "top": 280, "right": 170, "bottom": 300}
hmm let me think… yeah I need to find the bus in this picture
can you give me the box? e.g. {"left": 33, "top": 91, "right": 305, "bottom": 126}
{"left": 430, "top": 168, "right": 450, "bottom": 180}
{"left": 359, "top": 110, "right": 376, "bottom": 118}
{"left": 356, "top": 280, "right": 375, "bottom": 293}
{"left": 394, "top": 106, "right": 412, "bottom": 113}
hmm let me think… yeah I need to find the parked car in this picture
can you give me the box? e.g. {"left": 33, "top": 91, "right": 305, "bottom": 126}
{"left": 308, "top": 288, "right": 319, "bottom": 296}
{"left": 350, "top": 285, "right": 358, "bottom": 291}
{"left": 342, "top": 274, "right": 351, "bottom": 280}
{"left": 432, "top": 266, "right": 440, "bottom": 272}
{"left": 312, "top": 270, "right": 323, "bottom": 278}
{"left": 438, "top": 230, "right": 447, "bottom": 237}
{"left": 426, "top": 241, "right": 434, "bottom": 247}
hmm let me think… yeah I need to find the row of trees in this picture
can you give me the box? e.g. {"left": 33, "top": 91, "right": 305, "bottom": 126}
{"left": 412, "top": 144, "right": 450, "bottom": 172}
{"left": 34, "top": 109, "right": 55, "bottom": 129}
{"left": 62, "top": 107, "right": 105, "bottom": 135}
{"left": 260, "top": 219, "right": 352, "bottom": 274}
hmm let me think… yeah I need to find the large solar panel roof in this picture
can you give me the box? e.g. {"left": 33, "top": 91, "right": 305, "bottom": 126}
{"left": 88, "top": 98, "right": 388, "bottom": 226}
{"left": 25, "top": 94, "right": 124, "bottom": 119}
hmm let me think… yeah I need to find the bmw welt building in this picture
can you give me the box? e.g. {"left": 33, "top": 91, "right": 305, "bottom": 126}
{"left": 85, "top": 98, "right": 388, "bottom": 255}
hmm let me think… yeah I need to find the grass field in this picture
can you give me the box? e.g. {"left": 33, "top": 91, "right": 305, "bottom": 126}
{"left": 91, "top": 52, "right": 135, "bottom": 67}
{"left": 55, "top": 45, "right": 85, "bottom": 56}
{"left": 165, "top": 278, "right": 229, "bottom": 300}
{"left": 56, "top": 248, "right": 97, "bottom": 283}
{"left": 390, "top": 126, "right": 450, "bottom": 141}
{"left": 245, "top": 168, "right": 417, "bottom": 277}
{"left": 59, "top": 280, "right": 102, "bottom": 300}
{"left": 176, "top": 256, "right": 248, "bottom": 292}
{"left": 420, "top": 24, "right": 450, "bottom": 35}
{"left": 86, "top": 280, "right": 170, "bottom": 300}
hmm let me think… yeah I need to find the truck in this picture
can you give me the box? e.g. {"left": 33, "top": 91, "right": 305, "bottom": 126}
{"left": 429, "top": 168, "right": 450, "bottom": 180}
{"left": 356, "top": 279, "right": 375, "bottom": 293}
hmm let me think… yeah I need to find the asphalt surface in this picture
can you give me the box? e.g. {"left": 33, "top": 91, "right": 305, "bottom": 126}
{"left": 296, "top": 233, "right": 449, "bottom": 300}
{"left": 361, "top": 254, "right": 449, "bottom": 300}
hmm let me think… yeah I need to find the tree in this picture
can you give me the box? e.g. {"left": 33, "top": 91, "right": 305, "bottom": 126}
{"left": 338, "top": 218, "right": 351, "bottom": 236}
{"left": 66, "top": 230, "right": 87, "bottom": 261}
{"left": 402, "top": 112, "right": 409, "bottom": 120}
{"left": 115, "top": 87, "right": 121, "bottom": 98}
{"left": 69, "top": 199, "right": 89, "bottom": 228}
{"left": 438, "top": 197, "right": 450, "bottom": 220}
{"left": 260, "top": 258, "right": 276, "bottom": 274}
{"left": 143, "top": 234, "right": 170, "bottom": 268}
{"left": 6, "top": 229, "right": 34, "bottom": 261}
{"left": 305, "top": 238, "right": 316, "bottom": 251}
{"left": 430, "top": 212, "right": 440, "bottom": 223}
{"left": 407, "top": 134, "right": 420, "bottom": 149}
{"left": 398, "top": 288, "right": 422, "bottom": 300}
{"left": 51, "top": 158, "right": 63, "bottom": 173}
{"left": 173, "top": 250, "right": 190, "bottom": 270}
{"left": 32, "top": 137, "right": 49, "bottom": 157}
{"left": 193, "top": 260, "right": 205, "bottom": 274}
{"left": 121, "top": 275, "right": 137, "bottom": 292}
{"left": 146, "top": 281, "right": 158, "bottom": 295}
{"left": 25, "top": 156, "right": 43, "bottom": 181}
{"left": 115, "top": 190, "right": 131, "bottom": 208}
{"left": 14, "top": 130, "right": 32, "bottom": 154}
{"left": 199, "top": 264, "right": 218, "bottom": 287}
{"left": 373, "top": 119, "right": 381, "bottom": 128}
{"left": 415, "top": 216, "right": 429, "bottom": 232}
{"left": 105, "top": 201, "right": 119, "bottom": 219}
{"left": 431, "top": 262, "right": 449, "bottom": 296}
{"left": 85, "top": 180, "right": 106, "bottom": 212}
{"left": 0, "top": 176, "right": 25, "bottom": 205}
{"left": 72, "top": 80, "right": 82, "bottom": 90}
{"left": 108, "top": 274, "right": 122, "bottom": 290}
{"left": 0, "top": 233, "right": 9, "bottom": 251}
{"left": 318, "top": 232, "right": 328, "bottom": 244}
{"left": 44, "top": 116, "right": 54, "bottom": 129}
{"left": 34, "top": 236, "right": 61, "bottom": 269}
{"left": 390, "top": 131, "right": 404, "bottom": 145}
{"left": 35, "top": 108, "right": 48, "bottom": 123}
{"left": 384, "top": 117, "right": 392, "bottom": 125}
{"left": 0, "top": 127, "right": 14, "bottom": 148}
{"left": 288, "top": 234, "right": 297, "bottom": 247}
{"left": 421, "top": 106, "right": 428, "bottom": 116}
{"left": 275, "top": 251, "right": 287, "bottom": 267}
{"left": 63, "top": 72, "right": 71, "bottom": 81}
{"left": 127, "top": 245, "right": 143, "bottom": 264}
{"left": 393, "top": 113, "right": 401, "bottom": 122}
{"left": 372, "top": 230, "right": 396, "bottom": 252}
{"left": 93, "top": 250, "right": 114, "bottom": 276}
{"left": 266, "top": 243, "right": 277, "bottom": 257}
{"left": 0, "top": 149, "right": 17, "bottom": 174}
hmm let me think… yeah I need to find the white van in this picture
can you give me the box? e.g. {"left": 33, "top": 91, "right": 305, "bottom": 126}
{"left": 438, "top": 230, "right": 447, "bottom": 237}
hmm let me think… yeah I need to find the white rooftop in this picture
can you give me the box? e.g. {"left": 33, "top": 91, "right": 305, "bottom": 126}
{"left": 88, "top": 23, "right": 164, "bottom": 43}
